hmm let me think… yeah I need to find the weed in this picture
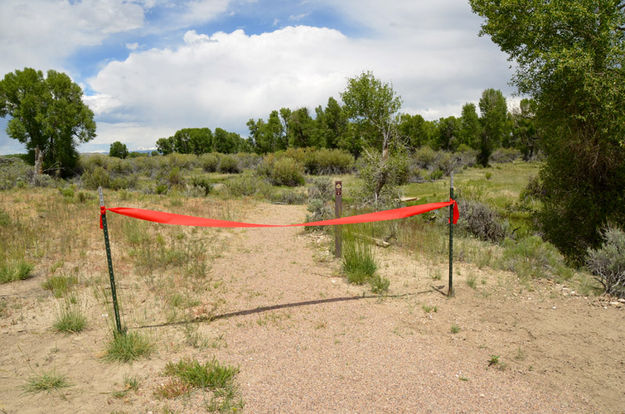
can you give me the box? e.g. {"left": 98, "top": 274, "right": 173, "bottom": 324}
{"left": 105, "top": 331, "right": 154, "bottom": 363}
{"left": 422, "top": 305, "right": 437, "bottom": 313}
{"left": 24, "top": 371, "right": 70, "bottom": 393}
{"left": 370, "top": 275, "right": 390, "bottom": 294}
{"left": 466, "top": 274, "right": 477, "bottom": 289}
{"left": 342, "top": 235, "right": 377, "bottom": 285}
{"left": 54, "top": 302, "right": 87, "bottom": 333}
{"left": 159, "top": 358, "right": 244, "bottom": 411}
{"left": 114, "top": 375, "right": 140, "bottom": 398}
{"left": 42, "top": 274, "right": 78, "bottom": 297}
{"left": 487, "top": 354, "right": 506, "bottom": 370}
{"left": 155, "top": 378, "right": 191, "bottom": 399}
{"left": 450, "top": 324, "right": 460, "bottom": 334}
{"left": 0, "top": 259, "right": 33, "bottom": 284}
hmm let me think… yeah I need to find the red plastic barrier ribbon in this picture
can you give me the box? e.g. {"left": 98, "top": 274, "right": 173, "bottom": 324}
{"left": 100, "top": 199, "right": 458, "bottom": 228}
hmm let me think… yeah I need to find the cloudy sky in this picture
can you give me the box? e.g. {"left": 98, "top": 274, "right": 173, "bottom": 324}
{"left": 0, "top": 0, "right": 516, "bottom": 154}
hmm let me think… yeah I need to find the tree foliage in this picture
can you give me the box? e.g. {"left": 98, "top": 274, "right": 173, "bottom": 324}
{"left": 109, "top": 141, "right": 128, "bottom": 159}
{"left": 478, "top": 88, "right": 508, "bottom": 167}
{"left": 341, "top": 71, "right": 402, "bottom": 157}
{"left": 0, "top": 68, "right": 95, "bottom": 176}
{"left": 471, "top": 0, "right": 625, "bottom": 260}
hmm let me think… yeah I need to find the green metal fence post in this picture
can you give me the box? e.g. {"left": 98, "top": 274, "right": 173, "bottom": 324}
{"left": 448, "top": 173, "right": 454, "bottom": 297}
{"left": 99, "top": 187, "right": 123, "bottom": 334}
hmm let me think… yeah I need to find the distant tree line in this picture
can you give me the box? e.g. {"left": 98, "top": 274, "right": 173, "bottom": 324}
{"left": 155, "top": 127, "right": 253, "bottom": 155}
{"left": 246, "top": 85, "right": 540, "bottom": 167}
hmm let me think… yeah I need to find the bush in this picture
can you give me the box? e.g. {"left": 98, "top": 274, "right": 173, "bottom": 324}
{"left": 259, "top": 156, "right": 305, "bottom": 187}
{"left": 305, "top": 177, "right": 334, "bottom": 227}
{"left": 458, "top": 199, "right": 507, "bottom": 242}
{"left": 500, "top": 236, "right": 571, "bottom": 280}
{"left": 223, "top": 172, "right": 272, "bottom": 197}
{"left": 217, "top": 154, "right": 241, "bottom": 173}
{"left": 491, "top": 148, "right": 521, "bottom": 163}
{"left": 199, "top": 153, "right": 219, "bottom": 172}
{"left": 0, "top": 157, "right": 31, "bottom": 190}
{"left": 586, "top": 226, "right": 625, "bottom": 298}
{"left": 82, "top": 166, "right": 110, "bottom": 189}
{"left": 189, "top": 176, "right": 212, "bottom": 196}
{"left": 354, "top": 150, "right": 404, "bottom": 209}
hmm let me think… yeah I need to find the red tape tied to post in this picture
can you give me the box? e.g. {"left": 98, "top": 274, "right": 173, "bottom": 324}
{"left": 100, "top": 200, "right": 458, "bottom": 229}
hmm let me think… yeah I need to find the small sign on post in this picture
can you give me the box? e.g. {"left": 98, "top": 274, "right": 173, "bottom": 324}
{"left": 334, "top": 181, "right": 342, "bottom": 258}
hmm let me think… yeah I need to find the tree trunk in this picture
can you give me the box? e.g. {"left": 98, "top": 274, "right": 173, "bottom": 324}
{"left": 34, "top": 146, "right": 43, "bottom": 177}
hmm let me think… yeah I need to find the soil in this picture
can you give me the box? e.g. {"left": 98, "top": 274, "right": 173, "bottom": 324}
{"left": 1, "top": 202, "right": 624, "bottom": 413}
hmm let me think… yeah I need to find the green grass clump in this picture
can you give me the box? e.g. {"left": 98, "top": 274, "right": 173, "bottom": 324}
{"left": 342, "top": 234, "right": 389, "bottom": 293}
{"left": 53, "top": 304, "right": 87, "bottom": 333}
{"left": 42, "top": 274, "right": 79, "bottom": 297}
{"left": 0, "top": 259, "right": 33, "bottom": 284}
{"left": 158, "top": 358, "right": 244, "bottom": 412}
{"left": 105, "top": 331, "right": 154, "bottom": 363}
{"left": 499, "top": 235, "right": 571, "bottom": 280}
{"left": 342, "top": 238, "right": 377, "bottom": 285}
{"left": 24, "top": 371, "right": 70, "bottom": 393}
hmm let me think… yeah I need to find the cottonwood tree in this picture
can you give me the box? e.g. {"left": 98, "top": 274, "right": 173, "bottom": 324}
{"left": 0, "top": 68, "right": 95, "bottom": 177}
{"left": 341, "top": 71, "right": 402, "bottom": 159}
{"left": 478, "top": 88, "right": 507, "bottom": 167}
{"left": 471, "top": 0, "right": 625, "bottom": 260}
{"left": 109, "top": 141, "right": 128, "bottom": 159}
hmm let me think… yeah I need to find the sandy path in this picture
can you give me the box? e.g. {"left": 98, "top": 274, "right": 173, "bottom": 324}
{"left": 187, "top": 203, "right": 606, "bottom": 413}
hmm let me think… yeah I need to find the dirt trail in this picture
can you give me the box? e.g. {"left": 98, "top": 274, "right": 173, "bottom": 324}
{"left": 178, "top": 203, "right": 623, "bottom": 413}
{"left": 1, "top": 202, "right": 624, "bottom": 413}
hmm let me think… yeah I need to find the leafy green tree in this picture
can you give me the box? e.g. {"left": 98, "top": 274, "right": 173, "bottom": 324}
{"left": 109, "top": 141, "right": 128, "bottom": 159}
{"left": 156, "top": 137, "right": 174, "bottom": 155}
{"left": 459, "top": 103, "right": 481, "bottom": 149}
{"left": 213, "top": 128, "right": 243, "bottom": 154}
{"left": 341, "top": 71, "right": 402, "bottom": 158}
{"left": 435, "top": 116, "right": 461, "bottom": 151}
{"left": 398, "top": 113, "right": 429, "bottom": 149}
{"left": 0, "top": 68, "right": 95, "bottom": 176}
{"left": 510, "top": 99, "right": 540, "bottom": 160}
{"left": 478, "top": 88, "right": 507, "bottom": 166}
{"left": 471, "top": 0, "right": 625, "bottom": 260}
{"left": 319, "top": 97, "right": 348, "bottom": 149}
{"left": 287, "top": 107, "right": 315, "bottom": 148}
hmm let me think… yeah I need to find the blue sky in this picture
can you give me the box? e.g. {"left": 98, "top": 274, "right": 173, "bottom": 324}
{"left": 0, "top": 0, "right": 515, "bottom": 154}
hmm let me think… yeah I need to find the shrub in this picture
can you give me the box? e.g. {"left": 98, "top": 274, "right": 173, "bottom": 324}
{"left": 0, "top": 157, "right": 31, "bottom": 190}
{"left": 458, "top": 199, "right": 507, "bottom": 242}
{"left": 414, "top": 146, "right": 437, "bottom": 169}
{"left": 235, "top": 152, "right": 263, "bottom": 170}
{"left": 223, "top": 173, "right": 272, "bottom": 197}
{"left": 268, "top": 157, "right": 305, "bottom": 187}
{"left": 199, "top": 153, "right": 219, "bottom": 172}
{"left": 269, "top": 189, "right": 307, "bottom": 205}
{"left": 0, "top": 208, "right": 10, "bottom": 226}
{"left": 586, "top": 226, "right": 625, "bottom": 297}
{"left": 491, "top": 148, "right": 521, "bottom": 163}
{"left": 217, "top": 154, "right": 241, "bottom": 173}
{"left": 167, "top": 167, "right": 184, "bottom": 187}
{"left": 306, "top": 177, "right": 334, "bottom": 227}
{"left": 82, "top": 166, "right": 110, "bottom": 189}
{"left": 189, "top": 176, "right": 212, "bottom": 196}
{"left": 302, "top": 148, "right": 355, "bottom": 175}
{"left": 354, "top": 150, "right": 403, "bottom": 209}
{"left": 500, "top": 236, "right": 571, "bottom": 280}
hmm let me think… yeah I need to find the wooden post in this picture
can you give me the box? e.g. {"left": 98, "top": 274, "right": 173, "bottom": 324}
{"left": 99, "top": 187, "right": 123, "bottom": 334}
{"left": 334, "top": 181, "right": 343, "bottom": 258}
{"left": 448, "top": 173, "right": 454, "bottom": 297}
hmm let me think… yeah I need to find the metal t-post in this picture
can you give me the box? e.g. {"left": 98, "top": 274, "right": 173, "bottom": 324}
{"left": 448, "top": 173, "right": 454, "bottom": 297}
{"left": 334, "top": 181, "right": 343, "bottom": 258}
{"left": 99, "top": 187, "right": 123, "bottom": 334}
